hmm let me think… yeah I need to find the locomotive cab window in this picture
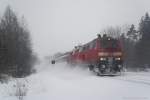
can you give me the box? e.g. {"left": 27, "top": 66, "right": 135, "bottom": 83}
{"left": 89, "top": 40, "right": 96, "bottom": 49}
{"left": 100, "top": 38, "right": 118, "bottom": 48}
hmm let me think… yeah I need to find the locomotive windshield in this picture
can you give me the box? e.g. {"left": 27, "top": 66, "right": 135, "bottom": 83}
{"left": 100, "top": 38, "right": 118, "bottom": 49}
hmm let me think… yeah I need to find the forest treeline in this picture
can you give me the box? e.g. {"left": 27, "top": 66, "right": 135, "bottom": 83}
{"left": 0, "top": 6, "right": 36, "bottom": 78}
{"left": 103, "top": 13, "right": 150, "bottom": 70}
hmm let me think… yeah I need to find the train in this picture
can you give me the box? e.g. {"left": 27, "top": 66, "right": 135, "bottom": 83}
{"left": 51, "top": 34, "right": 124, "bottom": 76}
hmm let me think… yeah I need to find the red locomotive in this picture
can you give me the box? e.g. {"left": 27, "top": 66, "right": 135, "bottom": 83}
{"left": 52, "top": 34, "right": 124, "bottom": 76}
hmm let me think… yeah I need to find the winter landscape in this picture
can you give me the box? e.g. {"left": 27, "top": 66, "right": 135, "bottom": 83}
{"left": 0, "top": 62, "right": 150, "bottom": 100}
{"left": 0, "top": 0, "right": 150, "bottom": 100}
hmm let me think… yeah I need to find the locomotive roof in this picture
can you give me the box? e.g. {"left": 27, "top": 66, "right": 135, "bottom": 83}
{"left": 84, "top": 36, "right": 118, "bottom": 46}
{"left": 74, "top": 36, "right": 119, "bottom": 49}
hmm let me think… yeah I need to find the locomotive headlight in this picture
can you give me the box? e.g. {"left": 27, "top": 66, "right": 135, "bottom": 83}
{"left": 113, "top": 52, "right": 122, "bottom": 56}
{"left": 115, "top": 57, "right": 121, "bottom": 60}
{"left": 100, "top": 57, "right": 106, "bottom": 61}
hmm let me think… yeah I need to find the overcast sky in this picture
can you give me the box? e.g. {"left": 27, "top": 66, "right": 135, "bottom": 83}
{"left": 0, "top": 0, "right": 150, "bottom": 57}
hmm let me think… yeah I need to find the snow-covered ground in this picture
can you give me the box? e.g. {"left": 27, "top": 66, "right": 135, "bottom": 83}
{"left": 1, "top": 62, "right": 150, "bottom": 100}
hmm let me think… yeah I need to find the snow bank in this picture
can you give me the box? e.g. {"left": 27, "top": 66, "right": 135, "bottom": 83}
{"left": 0, "top": 62, "right": 150, "bottom": 100}
{"left": 26, "top": 62, "right": 150, "bottom": 100}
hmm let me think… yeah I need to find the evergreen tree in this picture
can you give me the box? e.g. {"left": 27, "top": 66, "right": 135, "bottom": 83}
{"left": 127, "top": 24, "right": 138, "bottom": 41}
{"left": 135, "top": 13, "right": 150, "bottom": 67}
{"left": 120, "top": 32, "right": 136, "bottom": 69}
{"left": 0, "top": 6, "right": 34, "bottom": 77}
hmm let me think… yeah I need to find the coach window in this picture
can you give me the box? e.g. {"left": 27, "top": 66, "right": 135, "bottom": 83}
{"left": 85, "top": 45, "right": 89, "bottom": 50}
{"left": 89, "top": 43, "right": 93, "bottom": 49}
{"left": 79, "top": 47, "right": 83, "bottom": 52}
{"left": 89, "top": 41, "right": 96, "bottom": 49}
{"left": 93, "top": 41, "right": 96, "bottom": 49}
{"left": 76, "top": 49, "right": 79, "bottom": 52}
{"left": 83, "top": 46, "right": 86, "bottom": 51}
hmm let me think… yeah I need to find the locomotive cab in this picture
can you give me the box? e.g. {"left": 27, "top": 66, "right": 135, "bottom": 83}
{"left": 95, "top": 36, "right": 123, "bottom": 75}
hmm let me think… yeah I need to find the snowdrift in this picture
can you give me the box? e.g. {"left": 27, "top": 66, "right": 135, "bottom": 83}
{"left": 0, "top": 62, "right": 150, "bottom": 100}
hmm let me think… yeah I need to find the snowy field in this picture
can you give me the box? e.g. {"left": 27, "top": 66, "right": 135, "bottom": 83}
{"left": 0, "top": 62, "right": 150, "bottom": 100}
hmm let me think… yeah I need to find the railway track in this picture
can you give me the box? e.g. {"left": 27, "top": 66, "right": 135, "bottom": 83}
{"left": 110, "top": 72, "right": 150, "bottom": 86}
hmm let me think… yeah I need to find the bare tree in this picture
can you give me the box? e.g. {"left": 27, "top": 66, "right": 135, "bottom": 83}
{"left": 101, "top": 26, "right": 122, "bottom": 38}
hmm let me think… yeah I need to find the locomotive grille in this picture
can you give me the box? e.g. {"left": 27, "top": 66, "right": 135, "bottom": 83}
{"left": 108, "top": 57, "right": 113, "bottom": 67}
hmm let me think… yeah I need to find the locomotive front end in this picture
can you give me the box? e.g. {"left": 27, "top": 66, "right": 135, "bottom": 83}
{"left": 97, "top": 51, "right": 123, "bottom": 75}
{"left": 93, "top": 37, "right": 124, "bottom": 76}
